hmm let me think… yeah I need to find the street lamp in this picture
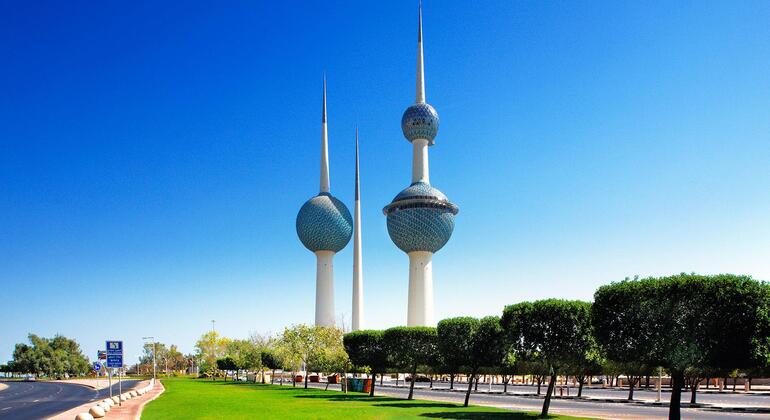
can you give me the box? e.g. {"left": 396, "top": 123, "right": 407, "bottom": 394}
{"left": 142, "top": 336, "right": 156, "bottom": 380}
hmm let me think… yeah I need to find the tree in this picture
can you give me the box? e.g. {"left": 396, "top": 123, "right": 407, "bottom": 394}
{"left": 10, "top": 334, "right": 90, "bottom": 378}
{"left": 261, "top": 350, "right": 282, "bottom": 384}
{"left": 592, "top": 274, "right": 770, "bottom": 419}
{"left": 276, "top": 324, "right": 344, "bottom": 389}
{"left": 437, "top": 316, "right": 505, "bottom": 406}
{"left": 436, "top": 319, "right": 470, "bottom": 391}
{"left": 216, "top": 356, "right": 238, "bottom": 381}
{"left": 195, "top": 331, "right": 230, "bottom": 378}
{"left": 383, "top": 326, "right": 438, "bottom": 400}
{"left": 592, "top": 277, "right": 658, "bottom": 400}
{"left": 343, "top": 330, "right": 389, "bottom": 396}
{"left": 501, "top": 299, "right": 594, "bottom": 417}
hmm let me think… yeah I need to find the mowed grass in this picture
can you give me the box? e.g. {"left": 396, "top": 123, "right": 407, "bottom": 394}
{"left": 142, "top": 377, "right": 591, "bottom": 419}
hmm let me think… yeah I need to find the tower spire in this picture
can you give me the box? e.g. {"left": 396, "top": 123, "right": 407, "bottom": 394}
{"left": 416, "top": 0, "right": 425, "bottom": 104}
{"left": 320, "top": 75, "right": 330, "bottom": 193}
{"left": 352, "top": 127, "right": 363, "bottom": 331}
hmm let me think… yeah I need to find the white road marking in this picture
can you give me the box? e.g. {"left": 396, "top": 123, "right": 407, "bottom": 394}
{"left": 1, "top": 407, "right": 11, "bottom": 410}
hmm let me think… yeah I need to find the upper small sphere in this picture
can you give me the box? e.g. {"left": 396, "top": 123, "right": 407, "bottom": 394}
{"left": 401, "top": 102, "right": 439, "bottom": 144}
{"left": 296, "top": 193, "right": 353, "bottom": 253}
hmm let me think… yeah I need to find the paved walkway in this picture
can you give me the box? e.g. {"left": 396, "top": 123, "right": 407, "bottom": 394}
{"left": 50, "top": 379, "right": 164, "bottom": 420}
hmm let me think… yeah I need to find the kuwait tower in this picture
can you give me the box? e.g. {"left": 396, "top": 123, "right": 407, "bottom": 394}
{"left": 296, "top": 78, "right": 353, "bottom": 327}
{"left": 383, "top": 2, "right": 458, "bottom": 326}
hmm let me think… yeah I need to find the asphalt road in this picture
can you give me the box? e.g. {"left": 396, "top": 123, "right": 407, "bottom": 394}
{"left": 0, "top": 380, "right": 138, "bottom": 420}
{"left": 304, "top": 381, "right": 769, "bottom": 419}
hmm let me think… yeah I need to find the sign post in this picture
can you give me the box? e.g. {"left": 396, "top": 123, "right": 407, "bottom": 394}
{"left": 106, "top": 341, "right": 123, "bottom": 405}
{"left": 97, "top": 350, "right": 110, "bottom": 398}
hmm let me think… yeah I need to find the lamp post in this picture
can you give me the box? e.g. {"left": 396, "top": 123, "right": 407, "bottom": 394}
{"left": 142, "top": 336, "right": 156, "bottom": 380}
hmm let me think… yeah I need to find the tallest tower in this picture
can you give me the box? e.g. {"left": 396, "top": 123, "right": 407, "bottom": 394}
{"left": 383, "top": 2, "right": 459, "bottom": 327}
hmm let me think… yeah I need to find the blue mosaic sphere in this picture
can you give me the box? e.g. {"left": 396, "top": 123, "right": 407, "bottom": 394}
{"left": 383, "top": 182, "right": 458, "bottom": 254}
{"left": 296, "top": 193, "right": 353, "bottom": 253}
{"left": 401, "top": 102, "right": 439, "bottom": 144}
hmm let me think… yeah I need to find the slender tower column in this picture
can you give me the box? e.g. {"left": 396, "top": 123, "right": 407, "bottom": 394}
{"left": 351, "top": 128, "right": 364, "bottom": 331}
{"left": 315, "top": 250, "right": 335, "bottom": 327}
{"left": 319, "top": 76, "right": 330, "bottom": 194}
{"left": 411, "top": 139, "right": 430, "bottom": 184}
{"left": 407, "top": 251, "right": 434, "bottom": 326}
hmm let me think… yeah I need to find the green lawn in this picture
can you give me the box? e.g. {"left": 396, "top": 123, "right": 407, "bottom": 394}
{"left": 142, "top": 377, "right": 591, "bottom": 419}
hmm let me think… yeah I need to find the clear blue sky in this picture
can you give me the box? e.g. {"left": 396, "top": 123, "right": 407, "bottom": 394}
{"left": 2, "top": 0, "right": 769, "bottom": 363}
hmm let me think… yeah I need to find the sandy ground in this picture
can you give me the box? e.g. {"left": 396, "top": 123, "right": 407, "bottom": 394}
{"left": 0, "top": 383, "right": 7, "bottom": 392}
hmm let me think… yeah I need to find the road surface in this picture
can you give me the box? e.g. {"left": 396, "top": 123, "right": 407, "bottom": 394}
{"left": 305, "top": 381, "right": 769, "bottom": 419}
{"left": 0, "top": 380, "right": 138, "bottom": 419}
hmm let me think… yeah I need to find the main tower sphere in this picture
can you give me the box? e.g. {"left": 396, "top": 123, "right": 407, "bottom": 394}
{"left": 383, "top": 182, "right": 458, "bottom": 253}
{"left": 297, "top": 193, "right": 353, "bottom": 253}
{"left": 402, "top": 102, "right": 439, "bottom": 144}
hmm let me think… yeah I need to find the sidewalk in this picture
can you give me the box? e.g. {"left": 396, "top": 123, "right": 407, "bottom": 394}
{"left": 50, "top": 379, "right": 164, "bottom": 420}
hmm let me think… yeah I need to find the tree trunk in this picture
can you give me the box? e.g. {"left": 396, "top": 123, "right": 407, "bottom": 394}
{"left": 407, "top": 366, "right": 417, "bottom": 400}
{"left": 669, "top": 371, "right": 684, "bottom": 420}
{"left": 464, "top": 370, "right": 477, "bottom": 407}
{"left": 474, "top": 376, "right": 479, "bottom": 391}
{"left": 261, "top": 367, "right": 265, "bottom": 384}
{"left": 646, "top": 375, "right": 651, "bottom": 389}
{"left": 503, "top": 376, "right": 509, "bottom": 393}
{"left": 429, "top": 375, "right": 434, "bottom": 389}
{"left": 748, "top": 377, "right": 752, "bottom": 391}
{"left": 541, "top": 373, "right": 557, "bottom": 417}
{"left": 369, "top": 372, "right": 376, "bottom": 397}
{"left": 733, "top": 377, "right": 736, "bottom": 392}
{"left": 690, "top": 380, "right": 698, "bottom": 404}
{"left": 537, "top": 376, "right": 542, "bottom": 395}
{"left": 578, "top": 377, "right": 584, "bottom": 397}
{"left": 304, "top": 370, "right": 309, "bottom": 389}
{"left": 449, "top": 373, "right": 455, "bottom": 390}
{"left": 292, "top": 371, "right": 296, "bottom": 387}
{"left": 628, "top": 376, "right": 635, "bottom": 400}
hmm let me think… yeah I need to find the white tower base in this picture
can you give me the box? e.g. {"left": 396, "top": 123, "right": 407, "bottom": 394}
{"left": 315, "top": 250, "right": 335, "bottom": 327}
{"left": 407, "top": 251, "right": 434, "bottom": 326}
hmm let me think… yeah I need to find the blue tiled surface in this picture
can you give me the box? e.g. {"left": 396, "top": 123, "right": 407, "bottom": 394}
{"left": 384, "top": 182, "right": 457, "bottom": 253}
{"left": 401, "top": 102, "right": 439, "bottom": 143}
{"left": 296, "top": 193, "right": 352, "bottom": 252}
{"left": 386, "top": 206, "right": 455, "bottom": 253}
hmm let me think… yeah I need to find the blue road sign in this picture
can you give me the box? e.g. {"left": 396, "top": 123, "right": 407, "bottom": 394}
{"left": 93, "top": 362, "right": 101, "bottom": 371}
{"left": 106, "top": 341, "right": 123, "bottom": 355}
{"left": 106, "top": 354, "right": 123, "bottom": 368}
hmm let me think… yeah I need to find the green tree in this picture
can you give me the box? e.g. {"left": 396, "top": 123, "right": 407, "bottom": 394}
{"left": 592, "top": 274, "right": 770, "bottom": 419}
{"left": 383, "top": 326, "right": 438, "bottom": 400}
{"left": 216, "top": 356, "right": 238, "bottom": 381}
{"left": 261, "top": 350, "right": 282, "bottom": 384}
{"left": 10, "top": 334, "right": 90, "bottom": 378}
{"left": 195, "top": 331, "right": 230, "bottom": 378}
{"left": 437, "top": 316, "right": 504, "bottom": 407}
{"left": 501, "top": 299, "right": 594, "bottom": 417}
{"left": 276, "top": 324, "right": 343, "bottom": 389}
{"left": 343, "top": 330, "right": 389, "bottom": 396}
